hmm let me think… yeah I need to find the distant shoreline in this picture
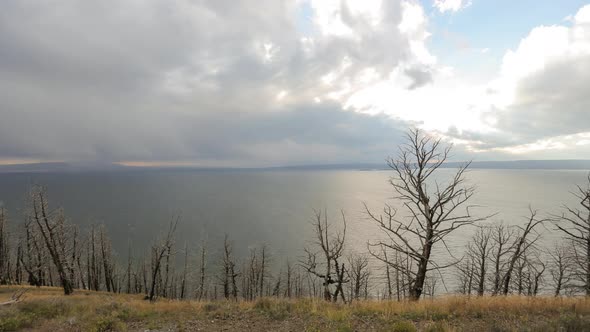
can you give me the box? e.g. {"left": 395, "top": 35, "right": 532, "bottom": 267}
{"left": 0, "top": 160, "right": 589, "bottom": 173}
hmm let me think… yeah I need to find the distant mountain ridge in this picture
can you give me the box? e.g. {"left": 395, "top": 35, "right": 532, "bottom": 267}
{"left": 444, "top": 160, "right": 590, "bottom": 170}
{"left": 0, "top": 162, "right": 128, "bottom": 173}
{"left": 265, "top": 160, "right": 590, "bottom": 171}
{"left": 0, "top": 160, "right": 589, "bottom": 173}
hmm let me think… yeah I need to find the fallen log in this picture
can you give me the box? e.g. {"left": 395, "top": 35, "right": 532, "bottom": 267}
{"left": 0, "top": 289, "right": 28, "bottom": 306}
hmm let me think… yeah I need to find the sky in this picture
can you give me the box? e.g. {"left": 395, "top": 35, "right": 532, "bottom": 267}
{"left": 1, "top": 0, "right": 590, "bottom": 167}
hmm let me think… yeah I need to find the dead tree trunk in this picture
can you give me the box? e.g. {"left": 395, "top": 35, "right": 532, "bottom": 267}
{"left": 501, "top": 208, "right": 544, "bottom": 295}
{"left": 490, "top": 223, "right": 513, "bottom": 295}
{"left": 301, "top": 209, "right": 348, "bottom": 302}
{"left": 28, "top": 187, "right": 75, "bottom": 295}
{"left": 553, "top": 174, "right": 590, "bottom": 295}
{"left": 465, "top": 226, "right": 494, "bottom": 296}
{"left": 0, "top": 208, "right": 10, "bottom": 285}
{"left": 196, "top": 241, "right": 207, "bottom": 300}
{"left": 180, "top": 244, "right": 188, "bottom": 300}
{"left": 549, "top": 244, "right": 572, "bottom": 296}
{"left": 366, "top": 129, "right": 486, "bottom": 301}
{"left": 347, "top": 253, "right": 370, "bottom": 301}
{"left": 220, "top": 234, "right": 239, "bottom": 300}
{"left": 99, "top": 226, "right": 116, "bottom": 292}
{"left": 148, "top": 219, "right": 178, "bottom": 302}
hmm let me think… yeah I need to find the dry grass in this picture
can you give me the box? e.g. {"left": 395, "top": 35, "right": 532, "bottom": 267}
{"left": 1, "top": 286, "right": 589, "bottom": 331}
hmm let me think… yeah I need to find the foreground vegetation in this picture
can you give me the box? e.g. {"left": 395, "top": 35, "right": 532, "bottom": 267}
{"left": 1, "top": 286, "right": 590, "bottom": 331}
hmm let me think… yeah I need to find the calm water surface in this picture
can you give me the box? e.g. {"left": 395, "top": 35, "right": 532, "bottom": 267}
{"left": 0, "top": 169, "right": 587, "bottom": 268}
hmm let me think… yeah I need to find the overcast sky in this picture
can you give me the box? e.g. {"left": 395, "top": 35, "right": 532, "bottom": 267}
{"left": 1, "top": 0, "right": 589, "bottom": 167}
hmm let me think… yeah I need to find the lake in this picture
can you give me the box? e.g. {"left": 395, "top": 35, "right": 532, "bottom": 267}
{"left": 0, "top": 169, "right": 587, "bottom": 264}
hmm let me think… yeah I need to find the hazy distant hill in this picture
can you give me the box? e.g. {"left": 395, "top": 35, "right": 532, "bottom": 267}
{"left": 267, "top": 160, "right": 590, "bottom": 171}
{"left": 445, "top": 160, "right": 590, "bottom": 170}
{"left": 0, "top": 160, "right": 589, "bottom": 173}
{"left": 0, "top": 162, "right": 129, "bottom": 173}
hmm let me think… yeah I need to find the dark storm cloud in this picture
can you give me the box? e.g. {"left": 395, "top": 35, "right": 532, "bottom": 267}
{"left": 0, "top": 0, "right": 417, "bottom": 165}
{"left": 404, "top": 67, "right": 433, "bottom": 90}
{"left": 495, "top": 56, "right": 590, "bottom": 142}
{"left": 448, "top": 54, "right": 590, "bottom": 153}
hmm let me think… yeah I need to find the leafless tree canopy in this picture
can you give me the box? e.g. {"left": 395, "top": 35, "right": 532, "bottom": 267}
{"left": 366, "top": 128, "right": 485, "bottom": 300}
{"left": 455, "top": 209, "right": 546, "bottom": 297}
{"left": 456, "top": 226, "right": 494, "bottom": 296}
{"left": 301, "top": 209, "right": 348, "bottom": 302}
{"left": 553, "top": 174, "right": 590, "bottom": 294}
{"left": 27, "top": 186, "right": 77, "bottom": 295}
{"left": 498, "top": 208, "right": 545, "bottom": 296}
{"left": 148, "top": 219, "right": 178, "bottom": 301}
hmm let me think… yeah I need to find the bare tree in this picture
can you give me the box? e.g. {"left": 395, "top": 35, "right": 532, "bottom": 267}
{"left": 126, "top": 241, "right": 133, "bottom": 294}
{"left": 98, "top": 225, "right": 116, "bottom": 292}
{"left": 284, "top": 260, "right": 294, "bottom": 298}
{"left": 553, "top": 174, "right": 590, "bottom": 295}
{"left": 384, "top": 259, "right": 393, "bottom": 300}
{"left": 195, "top": 240, "right": 207, "bottom": 300}
{"left": 346, "top": 253, "right": 370, "bottom": 301}
{"left": 500, "top": 208, "right": 545, "bottom": 296}
{"left": 86, "top": 226, "right": 102, "bottom": 291}
{"left": 455, "top": 256, "right": 475, "bottom": 295}
{"left": 148, "top": 219, "right": 178, "bottom": 302}
{"left": 423, "top": 275, "right": 438, "bottom": 298}
{"left": 366, "top": 129, "right": 485, "bottom": 300}
{"left": 467, "top": 226, "right": 494, "bottom": 296}
{"left": 244, "top": 247, "right": 257, "bottom": 300}
{"left": 548, "top": 244, "right": 573, "bottom": 296}
{"left": 259, "top": 244, "right": 268, "bottom": 298}
{"left": 301, "top": 209, "right": 348, "bottom": 302}
{"left": 0, "top": 207, "right": 11, "bottom": 284}
{"left": 180, "top": 243, "right": 189, "bottom": 299}
{"left": 19, "top": 216, "right": 48, "bottom": 287}
{"left": 15, "top": 235, "right": 23, "bottom": 285}
{"left": 220, "top": 234, "right": 239, "bottom": 300}
{"left": 490, "top": 223, "right": 514, "bottom": 295}
{"left": 28, "top": 186, "right": 75, "bottom": 295}
{"left": 528, "top": 254, "right": 545, "bottom": 296}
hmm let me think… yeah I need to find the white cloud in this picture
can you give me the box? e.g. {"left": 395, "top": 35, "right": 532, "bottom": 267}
{"left": 433, "top": 0, "right": 471, "bottom": 13}
{"left": 575, "top": 4, "right": 590, "bottom": 24}
{"left": 430, "top": 4, "right": 590, "bottom": 156}
{"left": 341, "top": 3, "right": 590, "bottom": 159}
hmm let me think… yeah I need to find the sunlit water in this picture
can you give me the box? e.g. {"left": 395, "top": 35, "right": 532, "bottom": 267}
{"left": 0, "top": 169, "right": 587, "bottom": 294}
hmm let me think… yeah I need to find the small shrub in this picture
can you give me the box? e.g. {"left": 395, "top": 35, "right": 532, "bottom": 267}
{"left": 392, "top": 320, "right": 417, "bottom": 332}
{"left": 336, "top": 324, "right": 354, "bottom": 332}
{"left": 424, "top": 321, "right": 453, "bottom": 332}
{"left": 429, "top": 312, "right": 449, "bottom": 321}
{"left": 254, "top": 298, "right": 273, "bottom": 311}
{"left": 0, "top": 313, "right": 34, "bottom": 332}
{"left": 0, "top": 300, "right": 69, "bottom": 331}
{"left": 353, "top": 306, "right": 379, "bottom": 319}
{"left": 400, "top": 311, "right": 423, "bottom": 321}
{"left": 559, "top": 314, "right": 590, "bottom": 332}
{"left": 254, "top": 299, "right": 293, "bottom": 321}
{"left": 268, "top": 305, "right": 291, "bottom": 321}
{"left": 203, "top": 302, "right": 221, "bottom": 312}
{"left": 19, "top": 299, "right": 70, "bottom": 319}
{"left": 91, "top": 315, "right": 126, "bottom": 332}
{"left": 94, "top": 301, "right": 123, "bottom": 316}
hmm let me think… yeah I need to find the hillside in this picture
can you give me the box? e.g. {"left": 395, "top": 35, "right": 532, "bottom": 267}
{"left": 1, "top": 286, "right": 589, "bottom": 331}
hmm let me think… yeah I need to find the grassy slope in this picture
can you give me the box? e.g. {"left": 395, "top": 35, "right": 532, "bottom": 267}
{"left": 0, "top": 286, "right": 589, "bottom": 331}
